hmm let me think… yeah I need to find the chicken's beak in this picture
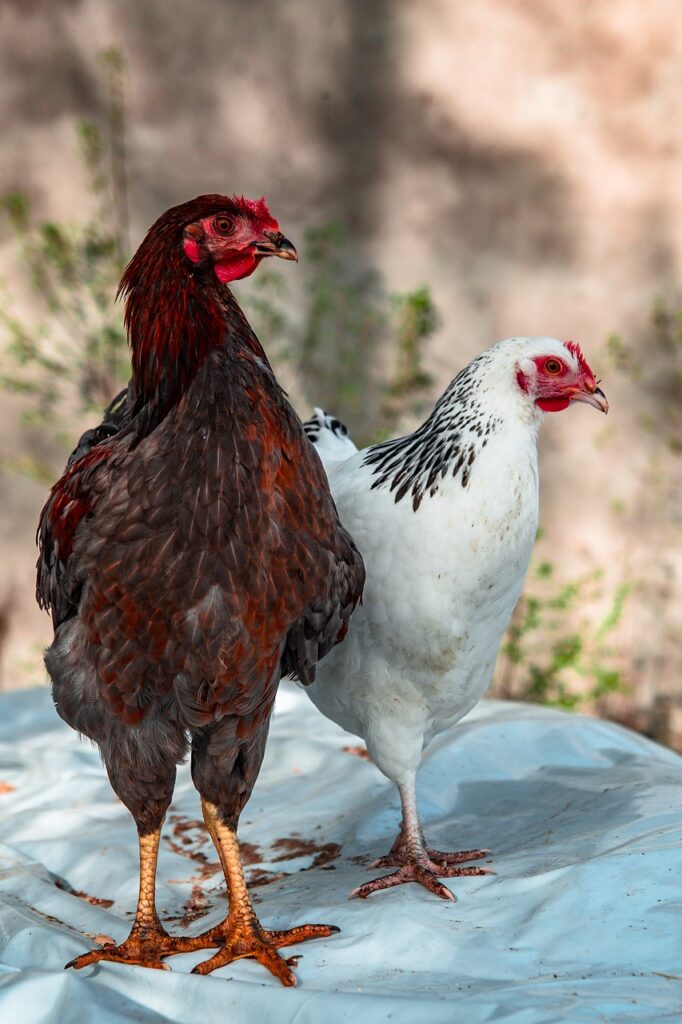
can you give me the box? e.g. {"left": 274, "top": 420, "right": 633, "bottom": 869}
{"left": 254, "top": 232, "right": 298, "bottom": 262}
{"left": 571, "top": 384, "right": 609, "bottom": 414}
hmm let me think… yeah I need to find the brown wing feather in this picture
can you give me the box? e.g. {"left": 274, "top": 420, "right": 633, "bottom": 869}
{"left": 56, "top": 349, "right": 363, "bottom": 727}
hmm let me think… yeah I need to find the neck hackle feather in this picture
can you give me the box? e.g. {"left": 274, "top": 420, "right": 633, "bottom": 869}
{"left": 117, "top": 195, "right": 270, "bottom": 420}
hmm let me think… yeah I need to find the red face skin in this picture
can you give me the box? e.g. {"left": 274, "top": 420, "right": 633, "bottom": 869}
{"left": 516, "top": 341, "right": 608, "bottom": 414}
{"left": 182, "top": 196, "right": 297, "bottom": 284}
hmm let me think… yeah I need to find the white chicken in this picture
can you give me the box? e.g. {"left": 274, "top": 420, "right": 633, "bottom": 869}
{"left": 301, "top": 337, "right": 608, "bottom": 900}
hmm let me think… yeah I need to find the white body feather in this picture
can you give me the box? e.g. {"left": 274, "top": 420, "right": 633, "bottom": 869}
{"left": 302, "top": 338, "right": 561, "bottom": 787}
{"left": 303, "top": 407, "right": 359, "bottom": 463}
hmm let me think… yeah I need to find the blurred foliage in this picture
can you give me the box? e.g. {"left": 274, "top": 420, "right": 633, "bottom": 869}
{"left": 0, "top": 49, "right": 129, "bottom": 479}
{"left": 607, "top": 297, "right": 682, "bottom": 454}
{"left": 241, "top": 266, "right": 290, "bottom": 361}
{"left": 0, "top": 50, "right": 436, "bottom": 477}
{"left": 299, "top": 220, "right": 384, "bottom": 438}
{"left": 382, "top": 286, "right": 437, "bottom": 434}
{"left": 0, "top": 188, "right": 128, "bottom": 415}
{"left": 493, "top": 557, "right": 629, "bottom": 710}
{"left": 298, "top": 222, "right": 436, "bottom": 443}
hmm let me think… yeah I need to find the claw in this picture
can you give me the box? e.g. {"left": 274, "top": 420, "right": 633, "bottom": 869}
{"left": 353, "top": 846, "right": 493, "bottom": 900}
{"left": 188, "top": 920, "right": 338, "bottom": 984}
{"left": 65, "top": 937, "right": 174, "bottom": 971}
{"left": 432, "top": 847, "right": 492, "bottom": 865}
{"left": 374, "top": 846, "right": 491, "bottom": 870}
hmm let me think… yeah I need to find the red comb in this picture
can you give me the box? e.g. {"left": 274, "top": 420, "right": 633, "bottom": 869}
{"left": 233, "top": 195, "right": 279, "bottom": 231}
{"left": 564, "top": 340, "right": 591, "bottom": 376}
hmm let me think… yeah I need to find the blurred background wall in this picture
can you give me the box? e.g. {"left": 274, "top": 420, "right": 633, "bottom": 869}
{"left": 1, "top": 1, "right": 680, "bottom": 739}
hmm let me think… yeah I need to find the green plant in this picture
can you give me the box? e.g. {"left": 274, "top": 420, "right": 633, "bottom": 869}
{"left": 0, "top": 50, "right": 130, "bottom": 477}
{"left": 296, "top": 223, "right": 437, "bottom": 444}
{"left": 1, "top": 40, "right": 439, "bottom": 477}
{"left": 381, "top": 286, "right": 436, "bottom": 433}
{"left": 494, "top": 558, "right": 629, "bottom": 710}
{"left": 296, "top": 222, "right": 387, "bottom": 443}
{"left": 607, "top": 296, "right": 682, "bottom": 454}
{"left": 242, "top": 267, "right": 290, "bottom": 361}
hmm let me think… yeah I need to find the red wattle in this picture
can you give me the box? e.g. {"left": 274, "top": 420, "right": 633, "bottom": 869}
{"left": 214, "top": 255, "right": 258, "bottom": 283}
{"left": 536, "top": 396, "right": 571, "bottom": 412}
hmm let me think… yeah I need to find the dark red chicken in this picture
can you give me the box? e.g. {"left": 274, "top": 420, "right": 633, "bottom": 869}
{"left": 36, "top": 194, "right": 364, "bottom": 985}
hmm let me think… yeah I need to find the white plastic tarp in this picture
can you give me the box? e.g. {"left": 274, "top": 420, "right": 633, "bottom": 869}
{"left": 0, "top": 684, "right": 681, "bottom": 1024}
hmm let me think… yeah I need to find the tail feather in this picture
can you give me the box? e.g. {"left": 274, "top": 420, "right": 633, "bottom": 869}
{"left": 303, "top": 408, "right": 358, "bottom": 469}
{"left": 66, "top": 385, "right": 132, "bottom": 469}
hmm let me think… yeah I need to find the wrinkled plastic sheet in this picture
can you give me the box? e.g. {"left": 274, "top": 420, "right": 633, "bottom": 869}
{"left": 0, "top": 684, "right": 681, "bottom": 1024}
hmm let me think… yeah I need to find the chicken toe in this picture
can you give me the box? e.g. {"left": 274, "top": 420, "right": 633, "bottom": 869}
{"left": 189, "top": 919, "right": 339, "bottom": 984}
{"left": 352, "top": 858, "right": 493, "bottom": 901}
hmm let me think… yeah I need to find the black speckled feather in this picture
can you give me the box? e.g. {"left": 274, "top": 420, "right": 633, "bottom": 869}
{"left": 364, "top": 350, "right": 502, "bottom": 511}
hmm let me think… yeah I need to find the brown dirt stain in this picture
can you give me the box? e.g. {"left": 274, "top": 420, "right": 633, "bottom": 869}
{"left": 54, "top": 879, "right": 114, "bottom": 908}
{"left": 248, "top": 868, "right": 289, "bottom": 889}
{"left": 163, "top": 883, "right": 211, "bottom": 928}
{"left": 342, "top": 745, "right": 371, "bottom": 761}
{"left": 163, "top": 814, "right": 341, "bottom": 905}
{"left": 271, "top": 837, "right": 342, "bottom": 868}
{"left": 164, "top": 814, "right": 220, "bottom": 877}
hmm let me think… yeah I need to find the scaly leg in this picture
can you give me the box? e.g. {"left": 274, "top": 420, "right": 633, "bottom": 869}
{"left": 352, "top": 779, "right": 492, "bottom": 901}
{"left": 67, "top": 828, "right": 188, "bottom": 970}
{"left": 177, "top": 800, "right": 337, "bottom": 985}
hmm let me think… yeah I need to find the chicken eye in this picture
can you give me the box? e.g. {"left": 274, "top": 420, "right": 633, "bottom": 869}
{"left": 545, "top": 358, "right": 562, "bottom": 374}
{"left": 213, "top": 216, "right": 235, "bottom": 236}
